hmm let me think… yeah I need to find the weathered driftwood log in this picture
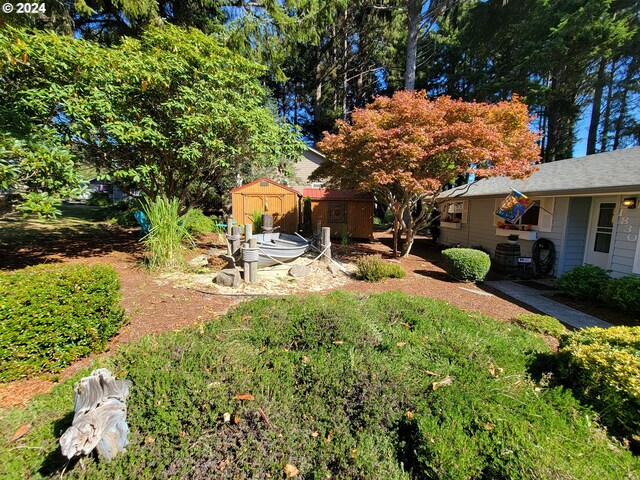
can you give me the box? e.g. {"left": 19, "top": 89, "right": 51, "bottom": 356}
{"left": 60, "top": 368, "right": 132, "bottom": 462}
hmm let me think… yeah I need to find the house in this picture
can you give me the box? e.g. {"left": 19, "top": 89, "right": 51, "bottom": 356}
{"left": 289, "top": 147, "right": 326, "bottom": 194}
{"left": 437, "top": 146, "right": 640, "bottom": 277}
{"left": 303, "top": 188, "right": 374, "bottom": 239}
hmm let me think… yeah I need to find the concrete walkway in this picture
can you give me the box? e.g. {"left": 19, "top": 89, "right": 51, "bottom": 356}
{"left": 484, "top": 281, "right": 612, "bottom": 329}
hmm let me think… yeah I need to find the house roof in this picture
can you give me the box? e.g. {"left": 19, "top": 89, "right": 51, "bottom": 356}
{"left": 230, "top": 177, "right": 302, "bottom": 196}
{"left": 303, "top": 188, "right": 374, "bottom": 201}
{"left": 439, "top": 146, "right": 640, "bottom": 199}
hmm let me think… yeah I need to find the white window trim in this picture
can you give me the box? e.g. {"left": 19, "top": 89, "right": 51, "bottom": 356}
{"left": 441, "top": 199, "right": 468, "bottom": 228}
{"left": 493, "top": 197, "right": 554, "bottom": 233}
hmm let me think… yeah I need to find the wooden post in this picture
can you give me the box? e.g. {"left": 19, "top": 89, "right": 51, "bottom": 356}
{"left": 263, "top": 213, "right": 274, "bottom": 233}
{"left": 226, "top": 217, "right": 233, "bottom": 256}
{"left": 230, "top": 226, "right": 242, "bottom": 257}
{"left": 321, "top": 227, "right": 331, "bottom": 265}
{"left": 245, "top": 223, "right": 252, "bottom": 241}
{"left": 242, "top": 241, "right": 251, "bottom": 283}
{"left": 249, "top": 237, "right": 258, "bottom": 283}
{"left": 316, "top": 220, "right": 322, "bottom": 238}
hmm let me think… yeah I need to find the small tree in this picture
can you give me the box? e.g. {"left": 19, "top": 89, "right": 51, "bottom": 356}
{"left": 315, "top": 91, "right": 540, "bottom": 256}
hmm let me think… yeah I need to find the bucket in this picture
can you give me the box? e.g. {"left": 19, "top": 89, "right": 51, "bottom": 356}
{"left": 494, "top": 243, "right": 521, "bottom": 274}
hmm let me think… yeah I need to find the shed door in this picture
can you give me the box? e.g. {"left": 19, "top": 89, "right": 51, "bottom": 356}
{"left": 585, "top": 197, "right": 617, "bottom": 269}
{"left": 243, "top": 195, "right": 284, "bottom": 227}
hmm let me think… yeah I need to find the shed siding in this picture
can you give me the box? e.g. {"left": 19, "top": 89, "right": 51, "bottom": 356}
{"left": 231, "top": 180, "right": 300, "bottom": 233}
{"left": 438, "top": 196, "right": 568, "bottom": 276}
{"left": 560, "top": 197, "right": 591, "bottom": 275}
{"left": 610, "top": 199, "right": 640, "bottom": 277}
{"left": 310, "top": 200, "right": 373, "bottom": 239}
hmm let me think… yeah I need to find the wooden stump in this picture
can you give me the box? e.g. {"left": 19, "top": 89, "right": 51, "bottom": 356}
{"left": 263, "top": 213, "right": 274, "bottom": 233}
{"left": 321, "top": 227, "right": 332, "bottom": 265}
{"left": 60, "top": 369, "right": 132, "bottom": 462}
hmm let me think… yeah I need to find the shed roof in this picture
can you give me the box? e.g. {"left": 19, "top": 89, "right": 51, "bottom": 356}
{"left": 439, "top": 146, "right": 640, "bottom": 199}
{"left": 303, "top": 188, "right": 373, "bottom": 201}
{"left": 230, "top": 177, "right": 301, "bottom": 196}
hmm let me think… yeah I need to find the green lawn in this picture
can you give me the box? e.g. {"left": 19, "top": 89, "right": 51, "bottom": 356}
{"left": 1, "top": 291, "right": 638, "bottom": 479}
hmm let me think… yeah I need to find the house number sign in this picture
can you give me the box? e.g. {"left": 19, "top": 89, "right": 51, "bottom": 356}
{"left": 620, "top": 216, "right": 638, "bottom": 242}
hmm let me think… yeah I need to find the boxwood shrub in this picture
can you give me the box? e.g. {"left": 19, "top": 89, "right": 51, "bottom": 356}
{"left": 441, "top": 248, "right": 491, "bottom": 282}
{"left": 557, "top": 264, "right": 611, "bottom": 300}
{"left": 0, "top": 264, "right": 125, "bottom": 382}
{"left": 600, "top": 275, "right": 640, "bottom": 314}
{"left": 557, "top": 326, "right": 640, "bottom": 444}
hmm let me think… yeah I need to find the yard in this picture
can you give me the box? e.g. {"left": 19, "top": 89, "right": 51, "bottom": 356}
{"left": 1, "top": 206, "right": 639, "bottom": 479}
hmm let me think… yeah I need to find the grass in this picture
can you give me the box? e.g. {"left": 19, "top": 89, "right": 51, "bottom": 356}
{"left": 1, "top": 292, "right": 638, "bottom": 479}
{"left": 142, "top": 196, "right": 192, "bottom": 271}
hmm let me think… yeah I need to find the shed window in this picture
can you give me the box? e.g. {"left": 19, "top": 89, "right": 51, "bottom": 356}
{"left": 259, "top": 181, "right": 269, "bottom": 187}
{"left": 441, "top": 200, "right": 467, "bottom": 224}
{"left": 328, "top": 202, "right": 347, "bottom": 223}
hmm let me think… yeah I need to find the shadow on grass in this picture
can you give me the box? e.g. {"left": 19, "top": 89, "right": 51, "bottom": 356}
{"left": 38, "top": 410, "right": 77, "bottom": 477}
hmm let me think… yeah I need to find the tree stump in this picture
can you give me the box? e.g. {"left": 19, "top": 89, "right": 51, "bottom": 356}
{"left": 60, "top": 368, "right": 132, "bottom": 462}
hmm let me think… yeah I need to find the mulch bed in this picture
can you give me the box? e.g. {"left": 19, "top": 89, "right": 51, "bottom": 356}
{"left": 544, "top": 293, "right": 639, "bottom": 327}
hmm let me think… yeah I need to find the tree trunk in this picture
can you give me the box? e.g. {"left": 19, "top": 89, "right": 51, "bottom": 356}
{"left": 586, "top": 58, "right": 606, "bottom": 155}
{"left": 392, "top": 214, "right": 399, "bottom": 257}
{"left": 342, "top": 8, "right": 349, "bottom": 120}
{"left": 404, "top": 0, "right": 421, "bottom": 91}
{"left": 600, "top": 60, "right": 615, "bottom": 152}
{"left": 613, "top": 58, "right": 637, "bottom": 150}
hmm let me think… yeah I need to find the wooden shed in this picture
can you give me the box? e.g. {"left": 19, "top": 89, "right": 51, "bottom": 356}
{"left": 231, "top": 178, "right": 301, "bottom": 233}
{"left": 303, "top": 188, "right": 374, "bottom": 239}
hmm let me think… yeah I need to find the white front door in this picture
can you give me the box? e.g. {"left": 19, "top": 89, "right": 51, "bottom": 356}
{"left": 585, "top": 197, "right": 618, "bottom": 269}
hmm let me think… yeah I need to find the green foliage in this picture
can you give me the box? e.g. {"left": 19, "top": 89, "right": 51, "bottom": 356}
{"left": 600, "top": 275, "right": 640, "bottom": 314}
{"left": 1, "top": 25, "right": 305, "bottom": 209}
{"left": 87, "top": 191, "right": 111, "bottom": 206}
{"left": 251, "top": 209, "right": 263, "bottom": 233}
{"left": 557, "top": 326, "right": 640, "bottom": 444}
{"left": 0, "top": 264, "right": 124, "bottom": 382}
{"left": 180, "top": 208, "right": 217, "bottom": 237}
{"left": 441, "top": 248, "right": 491, "bottom": 283}
{"left": 557, "top": 264, "right": 612, "bottom": 300}
{"left": 512, "top": 313, "right": 568, "bottom": 337}
{"left": 355, "top": 255, "right": 406, "bottom": 281}
{"left": 142, "top": 196, "right": 193, "bottom": 271}
{"left": 303, "top": 196, "right": 312, "bottom": 235}
{"left": 2, "top": 292, "right": 638, "bottom": 478}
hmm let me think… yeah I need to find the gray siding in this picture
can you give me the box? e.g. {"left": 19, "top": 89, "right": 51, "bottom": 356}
{"left": 560, "top": 197, "right": 591, "bottom": 275}
{"left": 610, "top": 197, "right": 640, "bottom": 277}
{"left": 438, "top": 196, "right": 568, "bottom": 276}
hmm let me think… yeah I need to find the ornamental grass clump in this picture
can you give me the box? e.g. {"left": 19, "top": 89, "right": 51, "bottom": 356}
{"left": 356, "top": 255, "right": 406, "bottom": 281}
{"left": 142, "top": 196, "right": 193, "bottom": 271}
{"left": 441, "top": 247, "right": 491, "bottom": 282}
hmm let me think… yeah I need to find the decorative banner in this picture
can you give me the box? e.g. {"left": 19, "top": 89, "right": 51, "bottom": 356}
{"left": 495, "top": 188, "right": 534, "bottom": 223}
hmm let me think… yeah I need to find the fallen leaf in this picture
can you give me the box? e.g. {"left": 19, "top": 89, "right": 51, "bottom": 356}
{"left": 311, "top": 431, "right": 320, "bottom": 437}
{"left": 325, "top": 429, "right": 334, "bottom": 443}
{"left": 234, "top": 415, "right": 240, "bottom": 424}
{"left": 284, "top": 463, "right": 299, "bottom": 477}
{"left": 11, "top": 424, "right": 31, "bottom": 442}
{"left": 302, "top": 356, "right": 311, "bottom": 363}
{"left": 332, "top": 340, "right": 344, "bottom": 345}
{"left": 406, "top": 411, "right": 414, "bottom": 420}
{"left": 488, "top": 364, "right": 496, "bottom": 377}
{"left": 396, "top": 342, "right": 406, "bottom": 347}
{"left": 223, "top": 412, "right": 231, "bottom": 423}
{"left": 424, "top": 370, "right": 441, "bottom": 377}
{"left": 145, "top": 436, "right": 155, "bottom": 445}
{"left": 432, "top": 375, "right": 453, "bottom": 391}
{"left": 233, "top": 393, "right": 255, "bottom": 401}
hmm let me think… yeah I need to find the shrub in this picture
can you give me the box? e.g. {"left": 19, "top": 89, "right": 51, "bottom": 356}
{"left": 441, "top": 247, "right": 491, "bottom": 282}
{"left": 252, "top": 209, "right": 263, "bottom": 233}
{"left": 0, "top": 264, "right": 125, "bottom": 382}
{"left": 87, "top": 191, "right": 111, "bottom": 206}
{"left": 142, "top": 196, "right": 193, "bottom": 270}
{"left": 600, "top": 276, "right": 640, "bottom": 314}
{"left": 355, "top": 255, "right": 406, "bottom": 281}
{"left": 512, "top": 313, "right": 568, "bottom": 337}
{"left": 180, "top": 208, "right": 216, "bottom": 237}
{"left": 303, "top": 197, "right": 312, "bottom": 234}
{"left": 557, "top": 264, "right": 611, "bottom": 300}
{"left": 3, "top": 292, "right": 639, "bottom": 479}
{"left": 557, "top": 326, "right": 640, "bottom": 444}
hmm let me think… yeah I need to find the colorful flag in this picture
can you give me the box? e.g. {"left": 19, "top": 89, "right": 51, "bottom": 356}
{"left": 495, "top": 189, "right": 534, "bottom": 223}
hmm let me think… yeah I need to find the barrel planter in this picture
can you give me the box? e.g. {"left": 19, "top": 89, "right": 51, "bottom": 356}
{"left": 493, "top": 243, "right": 520, "bottom": 274}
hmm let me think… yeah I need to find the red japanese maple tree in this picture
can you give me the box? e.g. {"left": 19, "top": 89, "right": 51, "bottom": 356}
{"left": 314, "top": 91, "right": 540, "bottom": 256}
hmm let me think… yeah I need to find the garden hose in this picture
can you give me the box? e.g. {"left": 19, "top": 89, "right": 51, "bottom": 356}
{"left": 532, "top": 238, "right": 555, "bottom": 276}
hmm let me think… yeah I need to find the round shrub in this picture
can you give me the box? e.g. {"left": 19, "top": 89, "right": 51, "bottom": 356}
{"left": 600, "top": 275, "right": 640, "bottom": 314}
{"left": 441, "top": 248, "right": 490, "bottom": 283}
{"left": 557, "top": 264, "right": 611, "bottom": 300}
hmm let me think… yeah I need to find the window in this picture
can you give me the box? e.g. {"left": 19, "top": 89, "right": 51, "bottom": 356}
{"left": 310, "top": 182, "right": 323, "bottom": 188}
{"left": 440, "top": 200, "right": 467, "bottom": 225}
{"left": 494, "top": 197, "right": 554, "bottom": 232}
{"left": 328, "top": 202, "right": 347, "bottom": 223}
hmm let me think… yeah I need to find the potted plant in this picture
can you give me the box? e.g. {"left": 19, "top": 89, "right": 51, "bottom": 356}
{"left": 507, "top": 233, "right": 519, "bottom": 245}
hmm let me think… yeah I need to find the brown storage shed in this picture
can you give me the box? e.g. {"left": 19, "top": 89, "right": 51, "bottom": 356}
{"left": 231, "top": 178, "right": 301, "bottom": 233}
{"left": 303, "top": 188, "right": 374, "bottom": 240}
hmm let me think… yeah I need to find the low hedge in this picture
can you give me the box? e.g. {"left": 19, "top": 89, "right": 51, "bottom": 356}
{"left": 557, "top": 264, "right": 611, "bottom": 300}
{"left": 600, "top": 276, "right": 640, "bottom": 314}
{"left": 355, "top": 255, "right": 406, "bottom": 282}
{"left": 441, "top": 247, "right": 491, "bottom": 282}
{"left": 557, "top": 326, "right": 640, "bottom": 443}
{"left": 0, "top": 264, "right": 125, "bottom": 382}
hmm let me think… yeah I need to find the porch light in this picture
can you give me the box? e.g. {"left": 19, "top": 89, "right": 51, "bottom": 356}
{"left": 622, "top": 197, "right": 637, "bottom": 209}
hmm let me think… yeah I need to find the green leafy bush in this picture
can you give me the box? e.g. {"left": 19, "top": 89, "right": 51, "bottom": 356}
{"left": 557, "top": 264, "right": 611, "bottom": 300}
{"left": 87, "top": 191, "right": 111, "bottom": 206}
{"left": 142, "top": 196, "right": 193, "bottom": 270}
{"left": 0, "top": 264, "right": 125, "bottom": 382}
{"left": 600, "top": 275, "right": 640, "bottom": 314}
{"left": 252, "top": 209, "right": 263, "bottom": 233}
{"left": 512, "top": 313, "right": 568, "bottom": 337}
{"left": 180, "top": 208, "right": 217, "bottom": 237}
{"left": 441, "top": 247, "right": 491, "bottom": 282}
{"left": 355, "top": 255, "right": 406, "bottom": 281}
{"left": 2, "top": 292, "right": 638, "bottom": 479}
{"left": 557, "top": 326, "right": 640, "bottom": 444}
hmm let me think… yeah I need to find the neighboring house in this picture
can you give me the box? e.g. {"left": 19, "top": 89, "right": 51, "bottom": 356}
{"left": 290, "top": 147, "right": 326, "bottom": 194}
{"left": 87, "top": 178, "right": 129, "bottom": 202}
{"left": 437, "top": 147, "right": 640, "bottom": 277}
